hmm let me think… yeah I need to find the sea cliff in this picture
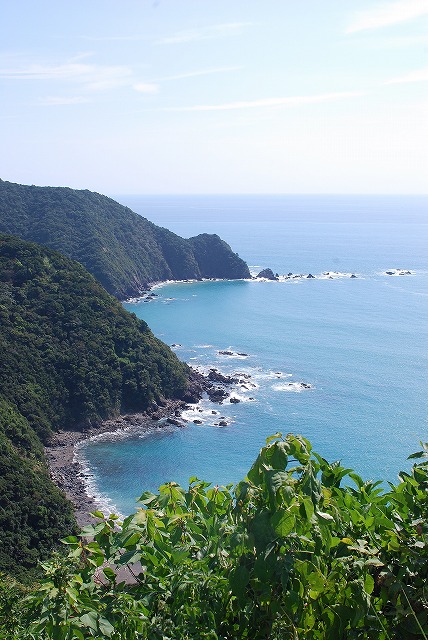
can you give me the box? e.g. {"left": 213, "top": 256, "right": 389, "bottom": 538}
{"left": 0, "top": 234, "right": 204, "bottom": 575}
{"left": 0, "top": 179, "right": 251, "bottom": 299}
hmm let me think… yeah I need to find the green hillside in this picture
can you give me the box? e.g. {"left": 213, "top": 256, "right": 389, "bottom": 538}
{"left": 0, "top": 180, "right": 250, "bottom": 298}
{"left": 0, "top": 234, "right": 192, "bottom": 575}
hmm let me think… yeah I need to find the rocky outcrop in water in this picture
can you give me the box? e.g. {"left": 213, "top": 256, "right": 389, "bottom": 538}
{"left": 256, "top": 268, "right": 279, "bottom": 280}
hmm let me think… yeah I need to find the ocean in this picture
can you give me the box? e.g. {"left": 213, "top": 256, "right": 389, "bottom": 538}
{"left": 78, "top": 195, "right": 428, "bottom": 516}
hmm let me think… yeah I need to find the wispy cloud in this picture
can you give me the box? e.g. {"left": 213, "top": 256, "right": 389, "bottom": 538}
{"left": 133, "top": 82, "right": 159, "bottom": 93}
{"left": 346, "top": 0, "right": 428, "bottom": 33}
{"left": 366, "top": 34, "right": 428, "bottom": 48}
{"left": 159, "top": 66, "right": 242, "bottom": 81}
{"left": 0, "top": 57, "right": 163, "bottom": 99}
{"left": 0, "top": 62, "right": 133, "bottom": 91}
{"left": 38, "top": 96, "right": 91, "bottom": 106}
{"left": 165, "top": 92, "right": 365, "bottom": 112}
{"left": 384, "top": 67, "right": 428, "bottom": 84}
{"left": 157, "top": 22, "right": 253, "bottom": 45}
{"left": 79, "top": 34, "right": 144, "bottom": 42}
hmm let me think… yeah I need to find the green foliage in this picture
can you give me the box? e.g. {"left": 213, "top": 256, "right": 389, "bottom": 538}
{"left": 0, "top": 572, "right": 33, "bottom": 634}
{"left": 0, "top": 234, "right": 189, "bottom": 434}
{"left": 188, "top": 233, "right": 250, "bottom": 279}
{"left": 0, "top": 180, "right": 250, "bottom": 298}
{"left": 0, "top": 234, "right": 190, "bottom": 574}
{"left": 7, "top": 435, "right": 428, "bottom": 639}
{"left": 0, "top": 431, "right": 76, "bottom": 579}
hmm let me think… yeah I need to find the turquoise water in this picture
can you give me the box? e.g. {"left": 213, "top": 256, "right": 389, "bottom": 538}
{"left": 80, "top": 195, "right": 428, "bottom": 515}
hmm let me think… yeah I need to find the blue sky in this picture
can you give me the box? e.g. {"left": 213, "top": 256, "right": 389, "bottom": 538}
{"left": 1, "top": 0, "right": 427, "bottom": 194}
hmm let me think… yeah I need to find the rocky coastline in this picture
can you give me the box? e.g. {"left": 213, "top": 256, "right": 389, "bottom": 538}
{"left": 45, "top": 368, "right": 241, "bottom": 527}
{"left": 44, "top": 266, "right": 415, "bottom": 532}
{"left": 45, "top": 400, "right": 184, "bottom": 527}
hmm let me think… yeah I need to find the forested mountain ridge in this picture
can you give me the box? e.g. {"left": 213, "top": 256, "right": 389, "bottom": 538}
{"left": 0, "top": 234, "right": 194, "bottom": 575}
{"left": 0, "top": 179, "right": 250, "bottom": 298}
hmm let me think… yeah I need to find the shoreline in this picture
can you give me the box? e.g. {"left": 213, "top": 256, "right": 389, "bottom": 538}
{"left": 123, "top": 276, "right": 253, "bottom": 303}
{"left": 45, "top": 361, "right": 246, "bottom": 528}
{"left": 124, "top": 267, "right": 416, "bottom": 306}
{"left": 45, "top": 399, "right": 188, "bottom": 528}
{"left": 123, "top": 270, "right": 367, "bottom": 306}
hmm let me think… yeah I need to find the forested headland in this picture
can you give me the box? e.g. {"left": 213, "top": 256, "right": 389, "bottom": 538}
{"left": 0, "top": 180, "right": 250, "bottom": 299}
{"left": 0, "top": 178, "right": 250, "bottom": 578}
{"left": 0, "top": 183, "right": 426, "bottom": 637}
{"left": 0, "top": 234, "right": 194, "bottom": 577}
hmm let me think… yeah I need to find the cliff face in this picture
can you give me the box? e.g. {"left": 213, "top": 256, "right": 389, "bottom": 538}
{"left": 188, "top": 233, "right": 249, "bottom": 279}
{"left": 0, "top": 180, "right": 250, "bottom": 298}
{"left": 0, "top": 234, "right": 192, "bottom": 575}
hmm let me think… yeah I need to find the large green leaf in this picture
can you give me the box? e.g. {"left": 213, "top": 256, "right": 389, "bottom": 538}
{"left": 229, "top": 565, "right": 250, "bottom": 598}
{"left": 270, "top": 509, "right": 296, "bottom": 537}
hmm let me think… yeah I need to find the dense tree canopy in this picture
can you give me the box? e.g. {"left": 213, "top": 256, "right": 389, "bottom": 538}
{"left": 0, "top": 234, "right": 191, "bottom": 574}
{"left": 0, "top": 180, "right": 250, "bottom": 298}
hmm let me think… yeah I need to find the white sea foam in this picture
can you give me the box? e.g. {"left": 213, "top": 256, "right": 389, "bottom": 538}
{"left": 151, "top": 279, "right": 180, "bottom": 290}
{"left": 126, "top": 279, "right": 202, "bottom": 304}
{"left": 228, "top": 392, "right": 255, "bottom": 403}
{"left": 272, "top": 382, "right": 314, "bottom": 392}
{"left": 191, "top": 363, "right": 213, "bottom": 376}
{"left": 217, "top": 348, "right": 250, "bottom": 359}
{"left": 127, "top": 270, "right": 363, "bottom": 305}
{"left": 73, "top": 420, "right": 185, "bottom": 518}
{"left": 251, "top": 270, "right": 359, "bottom": 283}
{"left": 74, "top": 444, "right": 124, "bottom": 519}
{"left": 251, "top": 369, "right": 293, "bottom": 383}
{"left": 381, "top": 268, "right": 414, "bottom": 277}
{"left": 191, "top": 361, "right": 260, "bottom": 393}
{"left": 237, "top": 380, "right": 258, "bottom": 392}
{"left": 182, "top": 343, "right": 313, "bottom": 401}
{"left": 181, "top": 401, "right": 234, "bottom": 426}
{"left": 318, "top": 271, "right": 358, "bottom": 280}
{"left": 192, "top": 359, "right": 297, "bottom": 395}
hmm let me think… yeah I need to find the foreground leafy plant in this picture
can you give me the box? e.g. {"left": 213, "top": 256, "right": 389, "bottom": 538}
{"left": 5, "top": 434, "right": 428, "bottom": 639}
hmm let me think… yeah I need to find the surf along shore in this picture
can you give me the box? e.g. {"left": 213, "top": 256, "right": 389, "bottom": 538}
{"left": 45, "top": 399, "right": 189, "bottom": 527}
{"left": 45, "top": 268, "right": 371, "bottom": 528}
{"left": 45, "top": 365, "right": 245, "bottom": 527}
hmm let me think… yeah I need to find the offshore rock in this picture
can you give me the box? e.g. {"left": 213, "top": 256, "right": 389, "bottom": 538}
{"left": 207, "top": 387, "right": 229, "bottom": 403}
{"left": 208, "top": 369, "right": 239, "bottom": 384}
{"left": 167, "top": 417, "right": 182, "bottom": 426}
{"left": 256, "top": 268, "right": 279, "bottom": 281}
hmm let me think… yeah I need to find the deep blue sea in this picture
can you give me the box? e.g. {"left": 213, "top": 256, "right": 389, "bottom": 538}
{"left": 79, "top": 195, "right": 428, "bottom": 516}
